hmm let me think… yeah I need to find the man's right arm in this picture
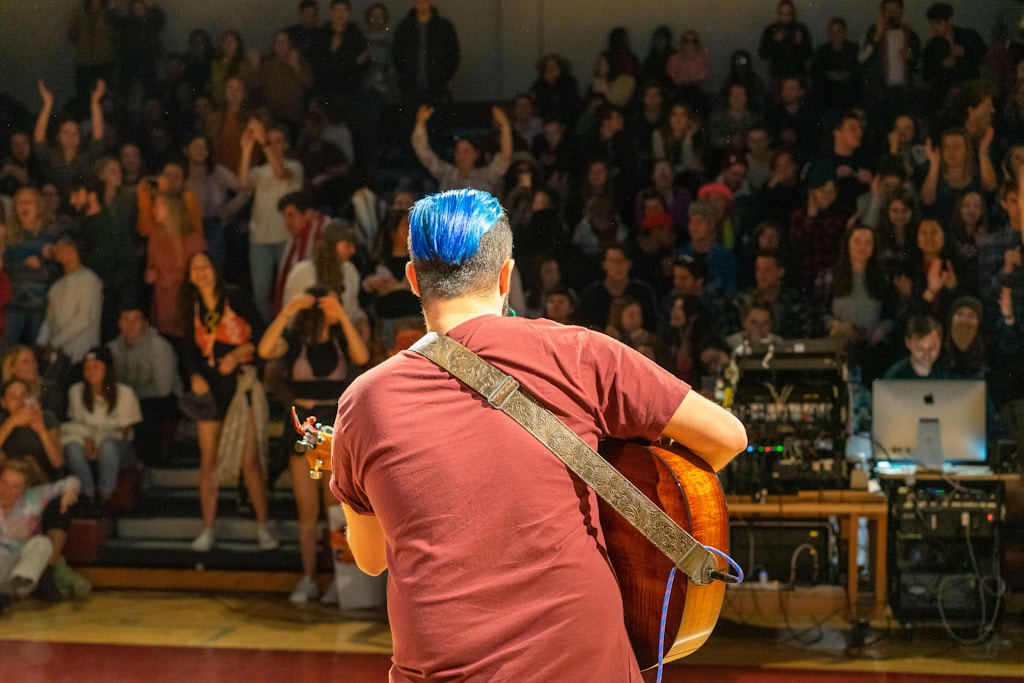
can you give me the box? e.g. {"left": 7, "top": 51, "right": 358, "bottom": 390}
{"left": 660, "top": 390, "right": 747, "bottom": 473}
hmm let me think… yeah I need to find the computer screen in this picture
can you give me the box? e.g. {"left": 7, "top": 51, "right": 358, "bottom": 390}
{"left": 871, "top": 379, "right": 987, "bottom": 469}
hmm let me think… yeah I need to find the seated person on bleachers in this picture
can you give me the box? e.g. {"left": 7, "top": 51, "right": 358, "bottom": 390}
{"left": 0, "top": 458, "right": 79, "bottom": 609}
{"left": 35, "top": 232, "right": 103, "bottom": 366}
{"left": 0, "top": 378, "right": 71, "bottom": 601}
{"left": 733, "top": 250, "right": 811, "bottom": 339}
{"left": 725, "top": 297, "right": 785, "bottom": 353}
{"left": 61, "top": 347, "right": 142, "bottom": 515}
{"left": 107, "top": 306, "right": 180, "bottom": 465}
{"left": 2, "top": 346, "right": 65, "bottom": 420}
{"left": 883, "top": 314, "right": 952, "bottom": 380}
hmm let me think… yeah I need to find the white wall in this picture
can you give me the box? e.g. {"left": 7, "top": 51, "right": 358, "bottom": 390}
{"left": 1, "top": 1, "right": 1021, "bottom": 112}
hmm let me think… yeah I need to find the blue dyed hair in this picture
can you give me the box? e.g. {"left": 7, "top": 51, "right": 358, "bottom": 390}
{"left": 408, "top": 189, "right": 504, "bottom": 265}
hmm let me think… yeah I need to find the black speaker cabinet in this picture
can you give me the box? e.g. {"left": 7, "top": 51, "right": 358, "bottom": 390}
{"left": 729, "top": 519, "right": 838, "bottom": 585}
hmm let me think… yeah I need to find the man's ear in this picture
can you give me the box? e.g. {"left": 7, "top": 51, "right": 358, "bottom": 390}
{"left": 498, "top": 258, "right": 515, "bottom": 296}
{"left": 405, "top": 261, "right": 420, "bottom": 297}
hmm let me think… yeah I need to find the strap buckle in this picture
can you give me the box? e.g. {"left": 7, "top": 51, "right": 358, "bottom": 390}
{"left": 487, "top": 375, "right": 520, "bottom": 409}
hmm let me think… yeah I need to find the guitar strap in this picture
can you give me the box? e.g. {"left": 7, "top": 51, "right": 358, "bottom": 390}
{"left": 411, "top": 331, "right": 724, "bottom": 586}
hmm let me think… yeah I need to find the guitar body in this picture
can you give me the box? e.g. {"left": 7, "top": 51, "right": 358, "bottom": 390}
{"left": 598, "top": 439, "right": 729, "bottom": 670}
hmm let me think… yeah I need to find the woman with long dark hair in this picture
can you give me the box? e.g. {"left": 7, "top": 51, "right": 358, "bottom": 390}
{"left": 61, "top": 347, "right": 141, "bottom": 511}
{"left": 258, "top": 286, "right": 368, "bottom": 602}
{"left": 176, "top": 252, "right": 275, "bottom": 552}
{"left": 824, "top": 225, "right": 897, "bottom": 382}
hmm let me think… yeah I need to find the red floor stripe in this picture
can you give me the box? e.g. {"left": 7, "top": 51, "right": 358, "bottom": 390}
{"left": 0, "top": 641, "right": 1018, "bottom": 683}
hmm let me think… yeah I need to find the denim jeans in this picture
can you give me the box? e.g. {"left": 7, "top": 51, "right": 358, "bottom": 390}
{"left": 64, "top": 438, "right": 130, "bottom": 498}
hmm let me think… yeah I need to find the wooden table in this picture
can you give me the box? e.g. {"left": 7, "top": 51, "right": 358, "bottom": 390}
{"left": 726, "top": 490, "right": 888, "bottom": 622}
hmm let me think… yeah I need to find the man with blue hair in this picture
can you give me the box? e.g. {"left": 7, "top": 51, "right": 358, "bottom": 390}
{"left": 330, "top": 188, "right": 746, "bottom": 681}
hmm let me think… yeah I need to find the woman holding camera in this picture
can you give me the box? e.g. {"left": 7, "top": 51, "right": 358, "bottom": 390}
{"left": 258, "top": 287, "right": 368, "bottom": 603}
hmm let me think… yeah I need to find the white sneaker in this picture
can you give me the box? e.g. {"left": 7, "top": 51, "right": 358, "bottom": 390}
{"left": 192, "top": 527, "right": 215, "bottom": 552}
{"left": 257, "top": 525, "right": 279, "bottom": 550}
{"left": 320, "top": 580, "right": 338, "bottom": 605}
{"left": 289, "top": 576, "right": 319, "bottom": 604}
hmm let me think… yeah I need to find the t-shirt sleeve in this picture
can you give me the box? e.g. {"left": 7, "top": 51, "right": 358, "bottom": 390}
{"left": 329, "top": 388, "right": 374, "bottom": 515}
{"left": 582, "top": 330, "right": 690, "bottom": 442}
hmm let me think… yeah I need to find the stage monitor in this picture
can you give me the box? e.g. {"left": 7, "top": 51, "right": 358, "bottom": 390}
{"left": 871, "top": 379, "right": 987, "bottom": 469}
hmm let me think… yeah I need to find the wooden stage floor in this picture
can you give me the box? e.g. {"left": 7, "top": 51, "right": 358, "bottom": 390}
{"left": 1, "top": 589, "right": 1022, "bottom": 682}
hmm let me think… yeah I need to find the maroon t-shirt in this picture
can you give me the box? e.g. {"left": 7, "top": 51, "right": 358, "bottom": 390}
{"left": 331, "top": 314, "right": 689, "bottom": 682}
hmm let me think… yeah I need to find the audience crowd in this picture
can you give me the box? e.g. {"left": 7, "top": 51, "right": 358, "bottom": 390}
{"left": 2, "top": 0, "right": 1024, "bottom": 604}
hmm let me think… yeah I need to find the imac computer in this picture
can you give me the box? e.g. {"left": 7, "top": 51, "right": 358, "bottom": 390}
{"left": 871, "top": 379, "right": 987, "bottom": 471}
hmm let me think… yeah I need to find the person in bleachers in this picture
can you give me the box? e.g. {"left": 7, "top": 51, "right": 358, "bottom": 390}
{"left": 36, "top": 232, "right": 102, "bottom": 367}
{"left": 876, "top": 187, "right": 919, "bottom": 279}
{"left": 809, "top": 17, "right": 862, "bottom": 116}
{"left": 885, "top": 114, "right": 928, "bottom": 181}
{"left": 855, "top": 157, "right": 910, "bottom": 231}
{"left": 758, "top": 0, "right": 813, "bottom": 92}
{"left": 144, "top": 192, "right": 206, "bottom": 343}
{"left": 0, "top": 131, "right": 40, "bottom": 198}
{"left": 902, "top": 218, "right": 964, "bottom": 324}
{"left": 659, "top": 293, "right": 729, "bottom": 387}
{"left": 272, "top": 191, "right": 331, "bottom": 317}
{"left": 0, "top": 458, "right": 79, "bottom": 609}
{"left": 585, "top": 104, "right": 639, "bottom": 220}
{"left": 810, "top": 111, "right": 873, "bottom": 217}
{"left": 207, "top": 31, "right": 251, "bottom": 109}
{"left": 578, "top": 242, "right": 657, "bottom": 333}
{"left": 722, "top": 49, "right": 769, "bottom": 115}
{"left": 921, "top": 3, "right": 987, "bottom": 115}
{"left": 627, "top": 81, "right": 666, "bottom": 168}
{"left": 510, "top": 94, "right": 544, "bottom": 150}
{"left": 978, "top": 179, "right": 1022, "bottom": 304}
{"left": 749, "top": 146, "right": 803, "bottom": 229}
{"left": 942, "top": 295, "right": 986, "bottom": 379}
{"left": 789, "top": 165, "right": 849, "bottom": 297}
{"left": 743, "top": 125, "right": 773, "bottom": 191}
{"left": 392, "top": 0, "right": 461, "bottom": 109}
{"left": 948, "top": 190, "right": 990, "bottom": 296}
{"left": 68, "top": 175, "right": 139, "bottom": 342}
{"left": 238, "top": 117, "right": 304, "bottom": 324}
{"left": 1, "top": 347, "right": 64, "bottom": 420}
{"left": 765, "top": 76, "right": 818, "bottom": 161}
{"left": 530, "top": 54, "right": 581, "bottom": 125}
{"left": 67, "top": 0, "right": 118, "bottom": 105}
{"left": 826, "top": 225, "right": 899, "bottom": 383}
{"left": 411, "top": 103, "right": 512, "bottom": 195}
{"left": 183, "top": 134, "right": 247, "bottom": 272}
{"left": 664, "top": 30, "right": 709, "bottom": 115}
{"left": 882, "top": 313, "right": 950, "bottom": 379}
{"left": 677, "top": 200, "right": 737, "bottom": 318}
{"left": 258, "top": 286, "right": 368, "bottom": 603}
{"left": 542, "top": 286, "right": 578, "bottom": 326}
{"left": 0, "top": 378, "right": 71, "bottom": 600}
{"left": 61, "top": 346, "right": 141, "bottom": 515}
{"left": 734, "top": 250, "right": 811, "bottom": 340}
{"left": 117, "top": 142, "right": 145, "bottom": 188}
{"left": 725, "top": 297, "right": 785, "bottom": 352}
{"left": 32, "top": 79, "right": 106, "bottom": 197}
{"left": 360, "top": 210, "right": 419, "bottom": 350}
{"left": 858, "top": 0, "right": 920, "bottom": 134}
{"left": 135, "top": 159, "right": 203, "bottom": 242}
{"left": 633, "top": 159, "right": 690, "bottom": 233}
{"left": 287, "top": 0, "right": 322, "bottom": 61}
{"left": 3, "top": 188, "right": 60, "bottom": 347}
{"left": 707, "top": 84, "right": 759, "bottom": 156}
{"left": 651, "top": 101, "right": 706, "bottom": 192}
{"left": 107, "top": 305, "right": 179, "bottom": 466}
{"left": 920, "top": 127, "right": 997, "bottom": 225}
{"left": 203, "top": 77, "right": 251, "bottom": 178}
{"left": 249, "top": 31, "right": 314, "bottom": 136}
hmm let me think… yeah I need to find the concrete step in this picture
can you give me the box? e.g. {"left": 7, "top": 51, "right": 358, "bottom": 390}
{"left": 116, "top": 516, "right": 301, "bottom": 543}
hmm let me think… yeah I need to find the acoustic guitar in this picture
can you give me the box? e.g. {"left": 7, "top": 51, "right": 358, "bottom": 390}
{"left": 293, "top": 411, "right": 729, "bottom": 670}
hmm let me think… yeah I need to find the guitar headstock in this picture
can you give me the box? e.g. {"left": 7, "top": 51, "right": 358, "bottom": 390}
{"left": 292, "top": 407, "right": 334, "bottom": 480}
